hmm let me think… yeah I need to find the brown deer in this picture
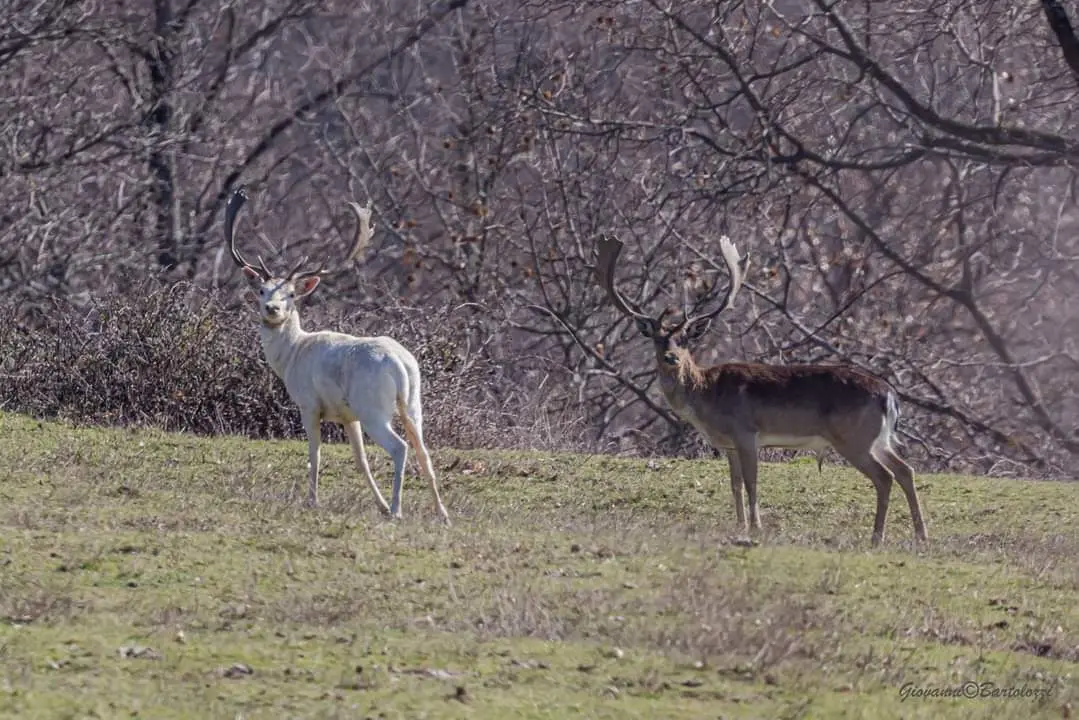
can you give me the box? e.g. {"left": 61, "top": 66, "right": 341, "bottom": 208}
{"left": 594, "top": 235, "right": 927, "bottom": 546}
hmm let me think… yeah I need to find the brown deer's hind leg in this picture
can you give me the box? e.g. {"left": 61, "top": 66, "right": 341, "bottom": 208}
{"left": 734, "top": 437, "right": 762, "bottom": 532}
{"left": 834, "top": 442, "right": 894, "bottom": 547}
{"left": 880, "top": 447, "right": 927, "bottom": 543}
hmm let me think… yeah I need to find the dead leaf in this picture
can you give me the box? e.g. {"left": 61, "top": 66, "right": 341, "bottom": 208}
{"left": 390, "top": 666, "right": 467, "bottom": 680}
{"left": 221, "top": 663, "right": 254, "bottom": 678}
{"left": 118, "top": 645, "right": 162, "bottom": 660}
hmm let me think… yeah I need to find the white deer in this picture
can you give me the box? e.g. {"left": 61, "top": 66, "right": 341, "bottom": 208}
{"left": 224, "top": 186, "right": 450, "bottom": 524}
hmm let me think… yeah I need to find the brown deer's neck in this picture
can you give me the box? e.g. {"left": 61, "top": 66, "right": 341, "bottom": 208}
{"left": 658, "top": 347, "right": 707, "bottom": 406}
{"left": 674, "top": 348, "right": 706, "bottom": 388}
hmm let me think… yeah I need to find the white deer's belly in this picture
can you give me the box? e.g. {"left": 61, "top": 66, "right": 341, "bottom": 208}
{"left": 284, "top": 379, "right": 356, "bottom": 425}
{"left": 756, "top": 434, "right": 831, "bottom": 451}
{"left": 319, "top": 395, "right": 358, "bottom": 424}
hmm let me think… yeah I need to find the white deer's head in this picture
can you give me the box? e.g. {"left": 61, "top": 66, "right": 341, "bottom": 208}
{"left": 224, "top": 187, "right": 374, "bottom": 328}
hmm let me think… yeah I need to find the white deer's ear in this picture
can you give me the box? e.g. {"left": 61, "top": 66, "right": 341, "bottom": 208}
{"left": 296, "top": 275, "right": 321, "bottom": 297}
{"left": 241, "top": 266, "right": 262, "bottom": 284}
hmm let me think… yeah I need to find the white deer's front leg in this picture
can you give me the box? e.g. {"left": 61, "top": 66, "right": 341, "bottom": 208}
{"left": 301, "top": 410, "right": 322, "bottom": 507}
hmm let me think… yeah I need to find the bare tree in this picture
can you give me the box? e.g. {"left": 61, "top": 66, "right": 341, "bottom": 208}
{"left": 3, "top": 0, "right": 1076, "bottom": 477}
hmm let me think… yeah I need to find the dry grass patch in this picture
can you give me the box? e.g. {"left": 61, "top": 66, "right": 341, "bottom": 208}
{"left": 0, "top": 412, "right": 1077, "bottom": 718}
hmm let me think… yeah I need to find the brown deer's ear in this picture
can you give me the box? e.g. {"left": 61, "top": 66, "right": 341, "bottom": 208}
{"left": 682, "top": 317, "right": 712, "bottom": 342}
{"left": 636, "top": 317, "right": 658, "bottom": 338}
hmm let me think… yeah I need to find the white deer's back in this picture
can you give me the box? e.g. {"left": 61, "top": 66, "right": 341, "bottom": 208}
{"left": 277, "top": 331, "right": 418, "bottom": 425}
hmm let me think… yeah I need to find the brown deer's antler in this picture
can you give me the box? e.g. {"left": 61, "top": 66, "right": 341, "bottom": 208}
{"left": 594, "top": 235, "right": 656, "bottom": 324}
{"left": 670, "top": 236, "right": 747, "bottom": 334}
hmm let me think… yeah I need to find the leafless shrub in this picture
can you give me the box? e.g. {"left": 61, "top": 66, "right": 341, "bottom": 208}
{"left": 0, "top": 279, "right": 587, "bottom": 451}
{"left": 0, "top": 281, "right": 299, "bottom": 438}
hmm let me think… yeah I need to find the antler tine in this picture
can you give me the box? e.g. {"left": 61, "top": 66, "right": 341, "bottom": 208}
{"left": 594, "top": 235, "right": 655, "bottom": 323}
{"left": 257, "top": 254, "right": 272, "bottom": 279}
{"left": 224, "top": 187, "right": 270, "bottom": 280}
{"left": 285, "top": 255, "right": 314, "bottom": 281}
{"left": 683, "top": 235, "right": 748, "bottom": 326}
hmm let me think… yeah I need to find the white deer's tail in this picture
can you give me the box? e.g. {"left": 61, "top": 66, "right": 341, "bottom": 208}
{"left": 394, "top": 354, "right": 430, "bottom": 470}
{"left": 397, "top": 359, "right": 424, "bottom": 437}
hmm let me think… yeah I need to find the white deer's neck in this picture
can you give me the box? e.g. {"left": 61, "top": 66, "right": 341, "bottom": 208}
{"left": 258, "top": 312, "right": 307, "bottom": 378}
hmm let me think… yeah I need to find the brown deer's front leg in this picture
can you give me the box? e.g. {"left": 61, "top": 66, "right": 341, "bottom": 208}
{"left": 727, "top": 450, "right": 747, "bottom": 534}
{"left": 734, "top": 436, "right": 762, "bottom": 532}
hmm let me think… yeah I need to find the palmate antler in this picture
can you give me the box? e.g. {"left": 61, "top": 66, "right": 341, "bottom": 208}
{"left": 594, "top": 234, "right": 747, "bottom": 333}
{"left": 594, "top": 235, "right": 655, "bottom": 324}
{"left": 224, "top": 186, "right": 377, "bottom": 280}
{"left": 224, "top": 187, "right": 271, "bottom": 281}
{"left": 668, "top": 236, "right": 747, "bottom": 335}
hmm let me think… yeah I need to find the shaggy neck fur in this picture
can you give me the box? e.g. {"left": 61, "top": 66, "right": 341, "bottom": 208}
{"left": 258, "top": 311, "right": 306, "bottom": 378}
{"left": 666, "top": 346, "right": 706, "bottom": 389}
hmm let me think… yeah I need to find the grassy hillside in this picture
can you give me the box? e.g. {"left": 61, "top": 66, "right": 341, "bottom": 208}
{"left": 0, "top": 411, "right": 1076, "bottom": 719}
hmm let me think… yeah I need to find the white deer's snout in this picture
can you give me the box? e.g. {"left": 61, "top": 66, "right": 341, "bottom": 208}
{"left": 261, "top": 300, "right": 288, "bottom": 326}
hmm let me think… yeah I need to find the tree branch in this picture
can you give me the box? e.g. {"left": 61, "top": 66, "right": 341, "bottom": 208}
{"left": 1041, "top": 0, "right": 1079, "bottom": 88}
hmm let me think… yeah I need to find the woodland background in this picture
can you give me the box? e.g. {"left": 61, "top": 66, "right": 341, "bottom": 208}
{"left": 1, "top": 0, "right": 1077, "bottom": 478}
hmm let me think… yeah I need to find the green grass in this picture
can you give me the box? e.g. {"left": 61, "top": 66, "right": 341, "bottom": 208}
{"left": 0, "top": 411, "right": 1076, "bottom": 719}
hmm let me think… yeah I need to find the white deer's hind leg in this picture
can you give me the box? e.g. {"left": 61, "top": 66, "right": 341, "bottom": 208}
{"left": 398, "top": 402, "right": 450, "bottom": 525}
{"left": 364, "top": 420, "right": 409, "bottom": 520}
{"left": 301, "top": 411, "right": 322, "bottom": 508}
{"left": 344, "top": 421, "right": 391, "bottom": 516}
